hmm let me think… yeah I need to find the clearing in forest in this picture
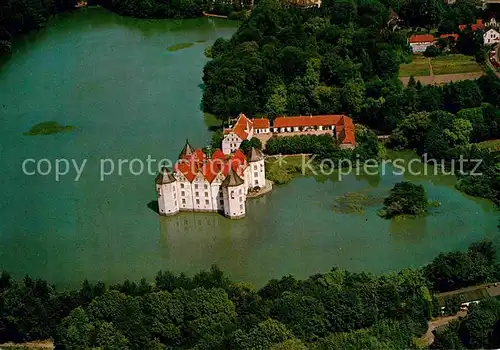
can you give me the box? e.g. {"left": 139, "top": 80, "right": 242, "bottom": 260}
{"left": 399, "top": 54, "right": 484, "bottom": 85}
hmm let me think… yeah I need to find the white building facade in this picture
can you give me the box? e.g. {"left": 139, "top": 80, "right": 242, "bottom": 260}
{"left": 156, "top": 142, "right": 266, "bottom": 219}
{"left": 484, "top": 28, "right": 500, "bottom": 45}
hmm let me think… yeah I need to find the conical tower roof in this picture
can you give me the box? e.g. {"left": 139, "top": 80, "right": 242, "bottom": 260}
{"left": 179, "top": 139, "right": 194, "bottom": 159}
{"left": 248, "top": 147, "right": 264, "bottom": 162}
{"left": 221, "top": 167, "right": 244, "bottom": 187}
{"left": 155, "top": 167, "right": 176, "bottom": 185}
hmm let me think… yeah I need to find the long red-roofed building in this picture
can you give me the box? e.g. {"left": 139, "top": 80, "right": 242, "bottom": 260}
{"left": 222, "top": 113, "right": 356, "bottom": 154}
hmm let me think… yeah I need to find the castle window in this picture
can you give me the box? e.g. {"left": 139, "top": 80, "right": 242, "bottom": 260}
{"left": 205, "top": 200, "right": 209, "bottom": 205}
{"left": 182, "top": 199, "right": 186, "bottom": 204}
{"left": 174, "top": 201, "right": 177, "bottom": 206}
{"left": 255, "top": 180, "right": 258, "bottom": 185}
{"left": 205, "top": 192, "right": 208, "bottom": 197}
{"left": 195, "top": 192, "right": 199, "bottom": 197}
{"left": 254, "top": 165, "right": 257, "bottom": 170}
{"left": 231, "top": 190, "right": 234, "bottom": 199}
{"left": 219, "top": 199, "right": 224, "bottom": 205}
{"left": 204, "top": 184, "right": 208, "bottom": 189}
{"left": 254, "top": 172, "right": 258, "bottom": 178}
{"left": 196, "top": 199, "right": 200, "bottom": 204}
{"left": 173, "top": 193, "right": 176, "bottom": 199}
{"left": 181, "top": 191, "right": 185, "bottom": 196}
{"left": 239, "top": 196, "right": 242, "bottom": 202}
{"left": 238, "top": 189, "right": 242, "bottom": 195}
{"left": 195, "top": 184, "right": 198, "bottom": 189}
{"left": 240, "top": 204, "right": 243, "bottom": 210}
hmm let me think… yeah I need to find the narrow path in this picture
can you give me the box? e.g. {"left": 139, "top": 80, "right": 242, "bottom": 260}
{"left": 428, "top": 57, "right": 434, "bottom": 76}
{"left": 202, "top": 11, "right": 228, "bottom": 18}
{"left": 0, "top": 340, "right": 54, "bottom": 349}
{"left": 486, "top": 43, "right": 500, "bottom": 78}
{"left": 422, "top": 311, "right": 467, "bottom": 345}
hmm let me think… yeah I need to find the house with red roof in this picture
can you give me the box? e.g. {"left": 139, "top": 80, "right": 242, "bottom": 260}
{"left": 439, "top": 33, "right": 459, "bottom": 41}
{"left": 156, "top": 140, "right": 267, "bottom": 219}
{"left": 408, "top": 34, "right": 435, "bottom": 53}
{"left": 459, "top": 19, "right": 484, "bottom": 32}
{"left": 223, "top": 113, "right": 356, "bottom": 152}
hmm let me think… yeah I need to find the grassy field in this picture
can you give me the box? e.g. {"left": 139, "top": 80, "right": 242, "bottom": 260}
{"left": 265, "top": 155, "right": 310, "bottom": 184}
{"left": 399, "top": 54, "right": 482, "bottom": 77}
{"left": 476, "top": 139, "right": 500, "bottom": 150}
{"left": 399, "top": 56, "right": 431, "bottom": 77}
{"left": 431, "top": 54, "right": 482, "bottom": 75}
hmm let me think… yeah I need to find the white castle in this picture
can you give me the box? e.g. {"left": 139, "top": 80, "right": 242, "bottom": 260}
{"left": 155, "top": 141, "right": 265, "bottom": 219}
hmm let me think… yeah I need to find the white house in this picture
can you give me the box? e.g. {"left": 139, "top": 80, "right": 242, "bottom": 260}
{"left": 484, "top": 28, "right": 500, "bottom": 45}
{"left": 222, "top": 113, "right": 254, "bottom": 155}
{"left": 222, "top": 114, "right": 272, "bottom": 154}
{"left": 156, "top": 141, "right": 266, "bottom": 219}
{"left": 408, "top": 34, "right": 435, "bottom": 53}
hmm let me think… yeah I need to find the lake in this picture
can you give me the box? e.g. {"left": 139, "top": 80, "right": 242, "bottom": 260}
{"left": 0, "top": 8, "right": 497, "bottom": 288}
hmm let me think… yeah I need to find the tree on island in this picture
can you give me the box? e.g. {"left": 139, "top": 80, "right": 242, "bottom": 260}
{"left": 240, "top": 137, "right": 262, "bottom": 155}
{"left": 379, "top": 181, "right": 428, "bottom": 219}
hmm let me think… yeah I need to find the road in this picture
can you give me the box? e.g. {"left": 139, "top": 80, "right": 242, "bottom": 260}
{"left": 421, "top": 311, "right": 467, "bottom": 345}
{"left": 487, "top": 43, "right": 500, "bottom": 78}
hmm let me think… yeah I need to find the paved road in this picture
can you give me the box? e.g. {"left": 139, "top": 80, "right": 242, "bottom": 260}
{"left": 422, "top": 311, "right": 467, "bottom": 345}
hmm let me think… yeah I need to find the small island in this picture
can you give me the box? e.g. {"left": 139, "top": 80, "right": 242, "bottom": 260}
{"left": 378, "top": 181, "right": 428, "bottom": 219}
{"left": 24, "top": 121, "right": 74, "bottom": 136}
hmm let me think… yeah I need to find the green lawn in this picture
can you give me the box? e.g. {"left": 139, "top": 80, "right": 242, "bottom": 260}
{"left": 431, "top": 54, "right": 482, "bottom": 75}
{"left": 476, "top": 139, "right": 500, "bottom": 150}
{"left": 399, "top": 56, "right": 430, "bottom": 77}
{"left": 399, "top": 54, "right": 482, "bottom": 77}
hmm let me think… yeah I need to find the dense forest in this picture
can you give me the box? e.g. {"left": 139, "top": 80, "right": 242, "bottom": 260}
{"left": 202, "top": 0, "right": 500, "bottom": 205}
{"left": 0, "top": 240, "right": 498, "bottom": 348}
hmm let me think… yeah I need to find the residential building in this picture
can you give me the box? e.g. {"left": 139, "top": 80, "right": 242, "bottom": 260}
{"left": 222, "top": 113, "right": 356, "bottom": 154}
{"left": 408, "top": 34, "right": 435, "bottom": 53}
{"left": 484, "top": 28, "right": 500, "bottom": 44}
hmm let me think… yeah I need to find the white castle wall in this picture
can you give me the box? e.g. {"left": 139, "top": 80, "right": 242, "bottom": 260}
{"left": 222, "top": 183, "right": 246, "bottom": 219}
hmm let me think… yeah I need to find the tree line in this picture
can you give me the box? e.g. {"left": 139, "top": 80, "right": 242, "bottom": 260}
{"left": 0, "top": 0, "right": 251, "bottom": 59}
{"left": 0, "top": 240, "right": 498, "bottom": 348}
{"left": 0, "top": 0, "right": 77, "bottom": 56}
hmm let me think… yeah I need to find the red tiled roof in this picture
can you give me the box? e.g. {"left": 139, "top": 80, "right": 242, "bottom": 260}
{"left": 232, "top": 113, "right": 253, "bottom": 140}
{"left": 193, "top": 148, "right": 206, "bottom": 160}
{"left": 174, "top": 144, "right": 246, "bottom": 183}
{"left": 440, "top": 33, "right": 459, "bottom": 41}
{"left": 459, "top": 19, "right": 484, "bottom": 32}
{"left": 212, "top": 149, "right": 226, "bottom": 161}
{"left": 340, "top": 117, "right": 355, "bottom": 145}
{"left": 200, "top": 160, "right": 222, "bottom": 183}
{"left": 232, "top": 149, "right": 246, "bottom": 163}
{"left": 408, "top": 34, "right": 435, "bottom": 43}
{"left": 274, "top": 115, "right": 344, "bottom": 128}
{"left": 273, "top": 115, "right": 356, "bottom": 146}
{"left": 175, "top": 160, "right": 196, "bottom": 182}
{"left": 251, "top": 118, "right": 270, "bottom": 129}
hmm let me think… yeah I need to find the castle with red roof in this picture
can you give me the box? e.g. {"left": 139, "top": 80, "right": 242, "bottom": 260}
{"left": 155, "top": 141, "right": 266, "bottom": 219}
{"left": 222, "top": 113, "right": 356, "bottom": 154}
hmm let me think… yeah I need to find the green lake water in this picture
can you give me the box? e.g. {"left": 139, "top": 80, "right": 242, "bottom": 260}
{"left": 0, "top": 8, "right": 498, "bottom": 288}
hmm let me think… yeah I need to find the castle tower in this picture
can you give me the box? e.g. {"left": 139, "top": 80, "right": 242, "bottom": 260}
{"left": 179, "top": 139, "right": 194, "bottom": 159}
{"left": 248, "top": 147, "right": 266, "bottom": 189}
{"left": 221, "top": 167, "right": 246, "bottom": 219}
{"left": 155, "top": 167, "right": 180, "bottom": 216}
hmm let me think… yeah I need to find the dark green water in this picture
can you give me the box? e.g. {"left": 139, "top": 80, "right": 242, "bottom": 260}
{"left": 0, "top": 9, "right": 498, "bottom": 288}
